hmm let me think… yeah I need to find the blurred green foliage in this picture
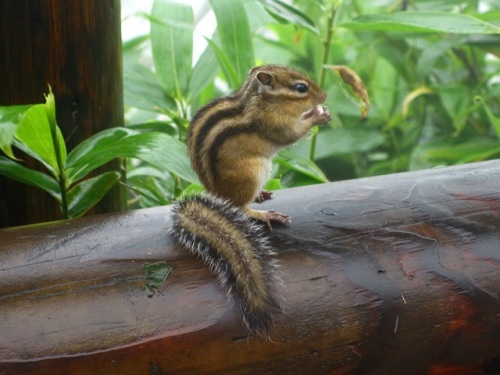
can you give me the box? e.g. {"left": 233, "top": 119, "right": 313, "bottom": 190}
{"left": 123, "top": 0, "right": 500, "bottom": 209}
{"left": 2, "top": 0, "right": 499, "bottom": 217}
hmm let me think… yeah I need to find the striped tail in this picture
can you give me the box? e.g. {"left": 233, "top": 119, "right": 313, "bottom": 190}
{"left": 170, "top": 194, "right": 283, "bottom": 336}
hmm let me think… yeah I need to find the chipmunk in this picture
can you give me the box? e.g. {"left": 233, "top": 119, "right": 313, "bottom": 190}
{"left": 170, "top": 65, "right": 331, "bottom": 336}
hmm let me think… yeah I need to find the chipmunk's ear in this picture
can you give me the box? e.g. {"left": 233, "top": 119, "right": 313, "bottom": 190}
{"left": 249, "top": 66, "right": 261, "bottom": 75}
{"left": 256, "top": 71, "right": 273, "bottom": 86}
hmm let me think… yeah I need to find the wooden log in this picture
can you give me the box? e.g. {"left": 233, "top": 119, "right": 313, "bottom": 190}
{"left": 1, "top": 160, "right": 499, "bottom": 375}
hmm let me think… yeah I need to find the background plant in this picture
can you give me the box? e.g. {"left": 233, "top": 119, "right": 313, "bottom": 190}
{"left": 0, "top": 88, "right": 197, "bottom": 219}
{"left": 123, "top": 0, "right": 500, "bottom": 209}
{"left": 1, "top": 0, "right": 499, "bottom": 218}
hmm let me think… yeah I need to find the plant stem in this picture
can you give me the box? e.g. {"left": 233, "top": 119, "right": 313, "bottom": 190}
{"left": 319, "top": 7, "right": 336, "bottom": 88}
{"left": 309, "top": 2, "right": 337, "bottom": 161}
{"left": 57, "top": 159, "right": 69, "bottom": 219}
{"left": 50, "top": 124, "right": 68, "bottom": 218}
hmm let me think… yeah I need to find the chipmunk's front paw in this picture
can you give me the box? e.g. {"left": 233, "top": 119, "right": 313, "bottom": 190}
{"left": 315, "top": 105, "right": 331, "bottom": 125}
{"left": 254, "top": 190, "right": 275, "bottom": 203}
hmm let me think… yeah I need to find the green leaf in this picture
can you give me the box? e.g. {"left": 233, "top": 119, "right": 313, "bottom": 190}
{"left": 0, "top": 156, "right": 60, "bottom": 200}
{"left": 263, "top": 178, "right": 282, "bottom": 191}
{"left": 209, "top": 0, "right": 254, "bottom": 85}
{"left": 179, "top": 183, "right": 204, "bottom": 198}
{"left": 150, "top": 0, "right": 194, "bottom": 100}
{"left": 44, "top": 86, "right": 67, "bottom": 174}
{"left": 14, "top": 104, "right": 66, "bottom": 177}
{"left": 370, "top": 57, "right": 399, "bottom": 120}
{"left": 438, "top": 86, "right": 471, "bottom": 134}
{"left": 127, "top": 165, "right": 167, "bottom": 180}
{"left": 124, "top": 64, "right": 177, "bottom": 113}
{"left": 340, "top": 12, "right": 500, "bottom": 34}
{"left": 292, "top": 128, "right": 386, "bottom": 159}
{"left": 67, "top": 171, "right": 121, "bottom": 218}
{"left": 189, "top": 40, "right": 219, "bottom": 100}
{"left": 257, "top": 0, "right": 319, "bottom": 34}
{"left": 0, "top": 105, "right": 32, "bottom": 159}
{"left": 205, "top": 38, "right": 241, "bottom": 90}
{"left": 126, "top": 178, "right": 171, "bottom": 207}
{"left": 245, "top": 0, "right": 276, "bottom": 32}
{"left": 65, "top": 128, "right": 198, "bottom": 185}
{"left": 475, "top": 96, "right": 500, "bottom": 141}
{"left": 275, "top": 150, "right": 328, "bottom": 183}
{"left": 122, "top": 34, "right": 149, "bottom": 52}
{"left": 142, "top": 261, "right": 172, "bottom": 297}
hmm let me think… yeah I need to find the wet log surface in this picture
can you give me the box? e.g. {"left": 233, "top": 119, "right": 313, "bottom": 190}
{"left": 1, "top": 160, "right": 500, "bottom": 375}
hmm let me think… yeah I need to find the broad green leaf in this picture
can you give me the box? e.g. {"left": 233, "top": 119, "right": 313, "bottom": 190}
{"left": 0, "top": 105, "right": 32, "bottom": 159}
{"left": 150, "top": 0, "right": 194, "bottom": 100}
{"left": 292, "top": 128, "right": 386, "bottom": 159}
{"left": 127, "top": 165, "right": 167, "bottom": 180}
{"left": 67, "top": 171, "right": 121, "bottom": 218}
{"left": 126, "top": 179, "right": 171, "bottom": 207}
{"left": 340, "top": 12, "right": 500, "bottom": 34}
{"left": 65, "top": 127, "right": 134, "bottom": 182}
{"left": 416, "top": 36, "right": 465, "bottom": 77}
{"left": 65, "top": 128, "right": 198, "bottom": 185}
{"left": 257, "top": 0, "right": 319, "bottom": 34}
{"left": 0, "top": 156, "right": 60, "bottom": 200}
{"left": 14, "top": 104, "right": 66, "bottom": 177}
{"left": 142, "top": 261, "right": 172, "bottom": 297}
{"left": 0, "top": 123, "right": 18, "bottom": 159}
{"left": 189, "top": 39, "right": 219, "bottom": 100}
{"left": 370, "top": 57, "right": 399, "bottom": 121}
{"left": 275, "top": 150, "right": 328, "bottom": 182}
{"left": 245, "top": 0, "right": 275, "bottom": 32}
{"left": 209, "top": 0, "right": 254, "bottom": 85}
{"left": 205, "top": 38, "right": 241, "bottom": 90}
{"left": 126, "top": 121, "right": 177, "bottom": 136}
{"left": 124, "top": 64, "right": 177, "bottom": 113}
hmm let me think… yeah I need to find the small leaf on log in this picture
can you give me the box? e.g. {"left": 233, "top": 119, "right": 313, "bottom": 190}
{"left": 142, "top": 261, "right": 172, "bottom": 297}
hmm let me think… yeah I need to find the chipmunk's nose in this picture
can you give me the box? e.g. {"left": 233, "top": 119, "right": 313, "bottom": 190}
{"left": 316, "top": 89, "right": 327, "bottom": 103}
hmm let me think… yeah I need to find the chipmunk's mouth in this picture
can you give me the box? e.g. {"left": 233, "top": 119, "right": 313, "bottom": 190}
{"left": 302, "top": 104, "right": 325, "bottom": 120}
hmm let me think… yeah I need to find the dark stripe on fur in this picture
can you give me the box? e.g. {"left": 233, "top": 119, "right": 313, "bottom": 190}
{"left": 207, "top": 123, "right": 259, "bottom": 183}
{"left": 170, "top": 194, "right": 283, "bottom": 336}
{"left": 189, "top": 96, "right": 243, "bottom": 180}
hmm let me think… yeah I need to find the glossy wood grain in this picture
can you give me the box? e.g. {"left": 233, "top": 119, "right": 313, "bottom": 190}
{"left": 1, "top": 161, "right": 499, "bottom": 374}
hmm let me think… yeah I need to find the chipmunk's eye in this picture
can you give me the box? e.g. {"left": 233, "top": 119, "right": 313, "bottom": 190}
{"left": 293, "top": 83, "right": 308, "bottom": 93}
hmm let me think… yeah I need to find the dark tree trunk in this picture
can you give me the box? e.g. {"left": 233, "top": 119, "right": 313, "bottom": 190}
{"left": 0, "top": 0, "right": 125, "bottom": 227}
{"left": 1, "top": 160, "right": 499, "bottom": 375}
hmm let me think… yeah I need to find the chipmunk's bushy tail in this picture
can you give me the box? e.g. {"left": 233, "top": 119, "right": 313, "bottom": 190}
{"left": 170, "top": 194, "right": 283, "bottom": 336}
